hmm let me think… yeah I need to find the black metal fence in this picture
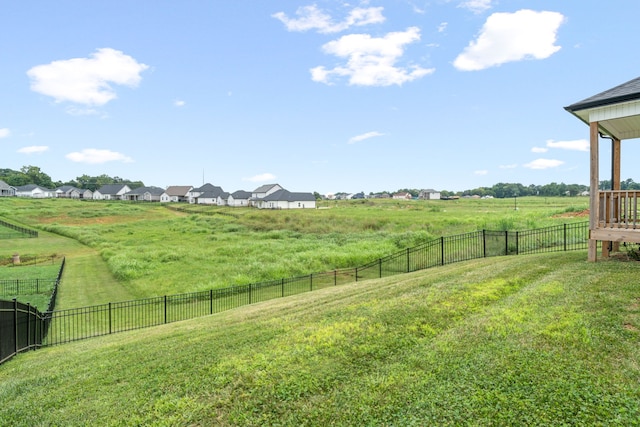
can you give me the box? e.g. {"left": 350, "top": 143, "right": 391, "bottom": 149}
{"left": 0, "top": 279, "right": 58, "bottom": 296}
{"left": 0, "top": 219, "right": 38, "bottom": 238}
{"left": 0, "top": 258, "right": 64, "bottom": 364}
{"left": 41, "top": 222, "right": 590, "bottom": 346}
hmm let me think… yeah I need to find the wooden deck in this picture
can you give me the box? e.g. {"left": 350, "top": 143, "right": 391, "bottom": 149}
{"left": 591, "top": 190, "right": 640, "bottom": 243}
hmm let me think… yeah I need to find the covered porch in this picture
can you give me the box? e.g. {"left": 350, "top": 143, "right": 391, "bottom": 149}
{"left": 565, "top": 76, "right": 640, "bottom": 261}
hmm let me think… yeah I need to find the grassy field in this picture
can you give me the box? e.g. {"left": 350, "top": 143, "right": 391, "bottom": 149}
{"left": 0, "top": 197, "right": 589, "bottom": 305}
{"left": 0, "top": 251, "right": 638, "bottom": 426}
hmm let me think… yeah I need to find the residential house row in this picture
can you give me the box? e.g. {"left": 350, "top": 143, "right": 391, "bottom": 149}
{"left": 0, "top": 180, "right": 316, "bottom": 210}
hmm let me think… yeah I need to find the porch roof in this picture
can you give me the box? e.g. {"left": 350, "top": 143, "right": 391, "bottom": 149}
{"left": 564, "top": 76, "right": 640, "bottom": 140}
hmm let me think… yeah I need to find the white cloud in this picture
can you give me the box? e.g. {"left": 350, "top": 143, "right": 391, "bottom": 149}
{"left": 311, "top": 27, "right": 434, "bottom": 86}
{"left": 348, "top": 131, "right": 384, "bottom": 144}
{"left": 531, "top": 146, "right": 548, "bottom": 153}
{"left": 437, "top": 22, "right": 448, "bottom": 33}
{"left": 243, "top": 173, "right": 276, "bottom": 183}
{"left": 66, "top": 148, "right": 133, "bottom": 164}
{"left": 174, "top": 100, "right": 186, "bottom": 107}
{"left": 523, "top": 158, "right": 564, "bottom": 170}
{"left": 0, "top": 128, "right": 9, "bottom": 138}
{"left": 272, "top": 5, "right": 385, "bottom": 34}
{"left": 453, "top": 10, "right": 565, "bottom": 71}
{"left": 17, "top": 146, "right": 49, "bottom": 154}
{"left": 546, "top": 139, "right": 588, "bottom": 152}
{"left": 27, "top": 48, "right": 149, "bottom": 106}
{"left": 474, "top": 170, "right": 488, "bottom": 175}
{"left": 458, "top": 0, "right": 493, "bottom": 14}
{"left": 499, "top": 164, "right": 517, "bottom": 169}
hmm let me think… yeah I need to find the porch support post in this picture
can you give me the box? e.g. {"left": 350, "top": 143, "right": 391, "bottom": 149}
{"left": 588, "top": 121, "right": 599, "bottom": 261}
{"left": 611, "top": 138, "right": 622, "bottom": 252}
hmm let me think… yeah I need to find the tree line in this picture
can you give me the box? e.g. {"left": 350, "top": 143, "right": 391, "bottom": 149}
{"left": 0, "top": 166, "right": 144, "bottom": 192}
{"left": 2, "top": 165, "right": 639, "bottom": 198}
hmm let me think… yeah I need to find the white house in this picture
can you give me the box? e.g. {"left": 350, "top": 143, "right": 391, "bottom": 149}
{"left": 0, "top": 180, "right": 16, "bottom": 197}
{"left": 392, "top": 192, "right": 412, "bottom": 200}
{"left": 189, "top": 183, "right": 224, "bottom": 204}
{"left": 163, "top": 186, "right": 193, "bottom": 203}
{"left": 228, "top": 190, "right": 251, "bottom": 207}
{"left": 122, "top": 186, "right": 167, "bottom": 202}
{"left": 15, "top": 184, "right": 55, "bottom": 198}
{"left": 418, "top": 189, "right": 441, "bottom": 200}
{"left": 93, "top": 184, "right": 131, "bottom": 200}
{"left": 256, "top": 189, "right": 316, "bottom": 209}
{"left": 251, "top": 184, "right": 283, "bottom": 200}
{"left": 216, "top": 192, "right": 230, "bottom": 206}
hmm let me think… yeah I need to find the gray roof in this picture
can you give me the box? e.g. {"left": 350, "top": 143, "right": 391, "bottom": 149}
{"left": 0, "top": 180, "right": 14, "bottom": 190}
{"left": 193, "top": 183, "right": 223, "bottom": 197}
{"left": 165, "top": 186, "right": 192, "bottom": 197}
{"left": 262, "top": 189, "right": 316, "bottom": 202}
{"left": 253, "top": 183, "right": 280, "bottom": 193}
{"left": 126, "top": 186, "right": 166, "bottom": 196}
{"left": 231, "top": 190, "right": 251, "bottom": 199}
{"left": 565, "top": 76, "right": 640, "bottom": 112}
{"left": 15, "top": 184, "right": 52, "bottom": 192}
{"left": 96, "top": 184, "right": 129, "bottom": 195}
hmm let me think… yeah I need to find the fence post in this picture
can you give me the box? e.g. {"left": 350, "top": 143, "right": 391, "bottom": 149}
{"left": 441, "top": 237, "right": 445, "bottom": 265}
{"left": 379, "top": 258, "right": 382, "bottom": 278}
{"left": 210, "top": 289, "right": 213, "bottom": 315}
{"left": 504, "top": 230, "right": 508, "bottom": 256}
{"left": 406, "top": 248, "right": 410, "bottom": 273}
{"left": 355, "top": 267, "right": 358, "bottom": 282}
{"left": 27, "top": 303, "right": 31, "bottom": 350}
{"left": 13, "top": 299, "right": 18, "bottom": 357}
{"left": 482, "top": 230, "right": 487, "bottom": 258}
{"left": 109, "top": 302, "right": 112, "bottom": 334}
{"left": 282, "top": 278, "right": 285, "bottom": 297}
{"left": 310, "top": 274, "right": 313, "bottom": 291}
{"left": 334, "top": 270, "right": 337, "bottom": 286}
{"left": 164, "top": 296, "right": 167, "bottom": 324}
{"left": 516, "top": 231, "right": 519, "bottom": 255}
{"left": 37, "top": 278, "right": 39, "bottom": 293}
{"left": 249, "top": 284, "right": 252, "bottom": 304}
{"left": 564, "top": 223, "right": 567, "bottom": 252}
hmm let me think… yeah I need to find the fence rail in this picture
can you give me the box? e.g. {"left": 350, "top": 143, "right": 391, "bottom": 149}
{"left": 1, "top": 223, "right": 590, "bottom": 360}
{"left": 0, "top": 219, "right": 38, "bottom": 238}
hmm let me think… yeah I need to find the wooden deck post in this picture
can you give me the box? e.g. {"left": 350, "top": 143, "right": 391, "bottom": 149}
{"left": 588, "top": 121, "right": 599, "bottom": 261}
{"left": 612, "top": 138, "right": 621, "bottom": 253}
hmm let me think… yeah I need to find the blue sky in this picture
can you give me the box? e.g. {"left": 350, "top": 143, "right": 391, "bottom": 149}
{"left": 2, "top": 0, "right": 639, "bottom": 195}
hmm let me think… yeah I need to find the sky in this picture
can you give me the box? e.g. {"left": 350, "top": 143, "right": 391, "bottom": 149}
{"left": 2, "top": 0, "right": 640, "bottom": 195}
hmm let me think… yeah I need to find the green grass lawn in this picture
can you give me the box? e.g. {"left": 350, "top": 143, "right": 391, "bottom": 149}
{"left": 0, "top": 197, "right": 590, "bottom": 304}
{"left": 1, "top": 251, "right": 638, "bottom": 426}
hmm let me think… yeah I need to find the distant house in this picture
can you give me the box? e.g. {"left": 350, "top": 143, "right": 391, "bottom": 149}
{"left": 0, "top": 180, "right": 16, "bottom": 197}
{"left": 123, "top": 186, "right": 166, "bottom": 202}
{"left": 189, "top": 183, "right": 224, "bottom": 204}
{"left": 251, "top": 184, "right": 283, "bottom": 200}
{"left": 15, "top": 184, "right": 55, "bottom": 198}
{"left": 418, "top": 189, "right": 441, "bottom": 200}
{"left": 216, "top": 192, "right": 230, "bottom": 206}
{"left": 228, "top": 190, "right": 251, "bottom": 207}
{"left": 392, "top": 192, "right": 412, "bottom": 200}
{"left": 163, "top": 186, "right": 193, "bottom": 203}
{"left": 256, "top": 189, "right": 316, "bottom": 209}
{"left": 55, "top": 185, "right": 92, "bottom": 199}
{"left": 93, "top": 184, "right": 131, "bottom": 200}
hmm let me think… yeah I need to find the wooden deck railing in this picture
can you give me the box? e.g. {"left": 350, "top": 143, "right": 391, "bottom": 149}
{"left": 598, "top": 190, "right": 640, "bottom": 229}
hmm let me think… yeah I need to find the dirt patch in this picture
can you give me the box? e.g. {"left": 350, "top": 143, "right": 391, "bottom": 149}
{"left": 553, "top": 209, "right": 589, "bottom": 218}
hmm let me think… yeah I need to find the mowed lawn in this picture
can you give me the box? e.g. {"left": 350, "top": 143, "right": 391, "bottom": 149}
{"left": 0, "top": 251, "right": 638, "bottom": 426}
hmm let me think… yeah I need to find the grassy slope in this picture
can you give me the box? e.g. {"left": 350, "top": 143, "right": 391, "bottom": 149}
{"left": 1, "top": 251, "right": 638, "bottom": 426}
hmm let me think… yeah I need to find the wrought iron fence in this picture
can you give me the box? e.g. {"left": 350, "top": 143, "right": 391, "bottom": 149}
{"left": 0, "top": 219, "right": 38, "bottom": 238}
{"left": 1, "top": 223, "right": 590, "bottom": 359}
{"left": 41, "top": 222, "right": 589, "bottom": 347}
{"left": 0, "top": 258, "right": 64, "bottom": 364}
{"left": 0, "top": 279, "right": 58, "bottom": 296}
